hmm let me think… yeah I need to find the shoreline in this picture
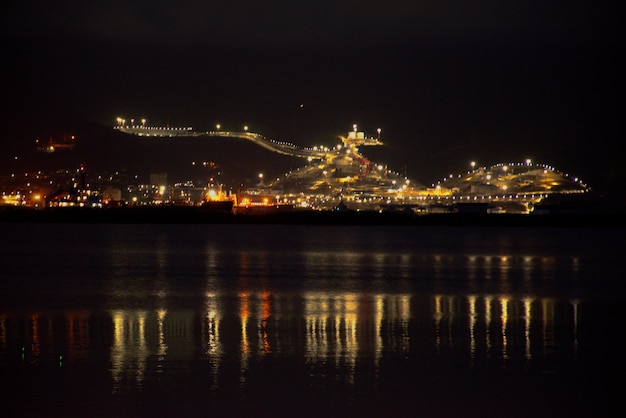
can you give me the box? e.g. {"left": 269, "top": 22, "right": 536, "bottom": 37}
{"left": 1, "top": 206, "right": 624, "bottom": 227}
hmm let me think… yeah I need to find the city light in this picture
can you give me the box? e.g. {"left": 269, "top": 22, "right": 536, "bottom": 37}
{"left": 2, "top": 122, "right": 593, "bottom": 213}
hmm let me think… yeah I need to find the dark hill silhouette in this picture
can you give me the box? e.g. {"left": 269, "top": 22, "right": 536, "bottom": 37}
{"left": 12, "top": 119, "right": 305, "bottom": 189}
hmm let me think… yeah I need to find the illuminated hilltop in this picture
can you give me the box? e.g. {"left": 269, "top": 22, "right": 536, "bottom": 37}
{"left": 114, "top": 120, "right": 591, "bottom": 213}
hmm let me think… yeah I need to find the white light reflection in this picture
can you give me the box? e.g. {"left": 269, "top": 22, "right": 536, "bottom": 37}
{"left": 156, "top": 309, "right": 167, "bottom": 371}
{"left": 205, "top": 293, "right": 221, "bottom": 355}
{"left": 204, "top": 292, "right": 221, "bottom": 390}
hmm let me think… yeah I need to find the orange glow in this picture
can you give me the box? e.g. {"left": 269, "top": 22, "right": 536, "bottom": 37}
{"left": 261, "top": 291, "right": 272, "bottom": 354}
{"left": 239, "top": 292, "right": 250, "bottom": 354}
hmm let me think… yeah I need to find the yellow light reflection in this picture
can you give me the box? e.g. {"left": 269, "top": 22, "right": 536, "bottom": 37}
{"left": 110, "top": 310, "right": 148, "bottom": 393}
{"left": 239, "top": 291, "right": 250, "bottom": 385}
{"left": 523, "top": 297, "right": 533, "bottom": 361}
{"left": 468, "top": 295, "right": 477, "bottom": 361}
{"left": 374, "top": 295, "right": 384, "bottom": 372}
{"left": 500, "top": 297, "right": 510, "bottom": 360}
{"left": 485, "top": 296, "right": 493, "bottom": 356}
{"left": 239, "top": 292, "right": 250, "bottom": 355}
{"left": 304, "top": 292, "right": 360, "bottom": 384}
{"left": 433, "top": 295, "right": 443, "bottom": 352}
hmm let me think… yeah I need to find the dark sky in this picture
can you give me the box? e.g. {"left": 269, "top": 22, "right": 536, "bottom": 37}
{"left": 2, "top": 1, "right": 622, "bottom": 190}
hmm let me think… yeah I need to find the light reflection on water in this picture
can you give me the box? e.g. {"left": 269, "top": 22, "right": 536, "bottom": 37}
{"left": 0, "top": 223, "right": 621, "bottom": 416}
{"left": 1, "top": 292, "right": 582, "bottom": 391}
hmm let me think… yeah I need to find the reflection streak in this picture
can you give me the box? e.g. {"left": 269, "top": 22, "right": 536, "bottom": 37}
{"left": 485, "top": 296, "right": 493, "bottom": 357}
{"left": 523, "top": 297, "right": 533, "bottom": 361}
{"left": 0, "top": 289, "right": 587, "bottom": 399}
{"left": 468, "top": 295, "right": 477, "bottom": 362}
{"left": 110, "top": 310, "right": 148, "bottom": 393}
{"left": 500, "top": 297, "right": 509, "bottom": 360}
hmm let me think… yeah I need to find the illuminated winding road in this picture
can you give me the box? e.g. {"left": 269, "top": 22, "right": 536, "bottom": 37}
{"left": 116, "top": 126, "right": 330, "bottom": 159}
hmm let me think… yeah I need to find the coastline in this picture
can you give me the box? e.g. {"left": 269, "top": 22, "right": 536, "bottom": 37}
{"left": 1, "top": 206, "right": 624, "bottom": 227}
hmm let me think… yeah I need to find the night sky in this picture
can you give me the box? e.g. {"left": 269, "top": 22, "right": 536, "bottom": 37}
{"left": 2, "top": 1, "right": 622, "bottom": 193}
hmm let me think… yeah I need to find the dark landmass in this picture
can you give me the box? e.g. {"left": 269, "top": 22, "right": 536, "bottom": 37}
{"left": 3, "top": 111, "right": 625, "bottom": 205}
{"left": 2, "top": 205, "right": 624, "bottom": 227}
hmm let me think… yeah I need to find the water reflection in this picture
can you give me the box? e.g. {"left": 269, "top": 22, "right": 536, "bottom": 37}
{"left": 0, "top": 225, "right": 610, "bottom": 414}
{"left": 107, "top": 309, "right": 196, "bottom": 394}
{"left": 110, "top": 310, "right": 148, "bottom": 391}
{"left": 0, "top": 290, "right": 584, "bottom": 397}
{"left": 202, "top": 292, "right": 221, "bottom": 390}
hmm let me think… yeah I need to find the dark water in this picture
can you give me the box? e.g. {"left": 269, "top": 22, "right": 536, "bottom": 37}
{"left": 0, "top": 223, "right": 623, "bottom": 417}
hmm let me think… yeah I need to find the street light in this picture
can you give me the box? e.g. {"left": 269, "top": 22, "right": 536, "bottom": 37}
{"left": 470, "top": 161, "right": 476, "bottom": 170}
{"left": 244, "top": 125, "right": 249, "bottom": 132}
{"left": 216, "top": 124, "right": 221, "bottom": 131}
{"left": 141, "top": 119, "right": 146, "bottom": 127}
{"left": 377, "top": 128, "right": 381, "bottom": 141}
{"left": 353, "top": 124, "right": 357, "bottom": 132}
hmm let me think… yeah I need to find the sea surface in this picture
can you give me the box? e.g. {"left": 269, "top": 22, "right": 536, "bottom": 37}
{"left": 0, "top": 222, "right": 623, "bottom": 417}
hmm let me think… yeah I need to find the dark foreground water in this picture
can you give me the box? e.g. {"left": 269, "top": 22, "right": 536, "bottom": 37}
{"left": 0, "top": 223, "right": 623, "bottom": 417}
